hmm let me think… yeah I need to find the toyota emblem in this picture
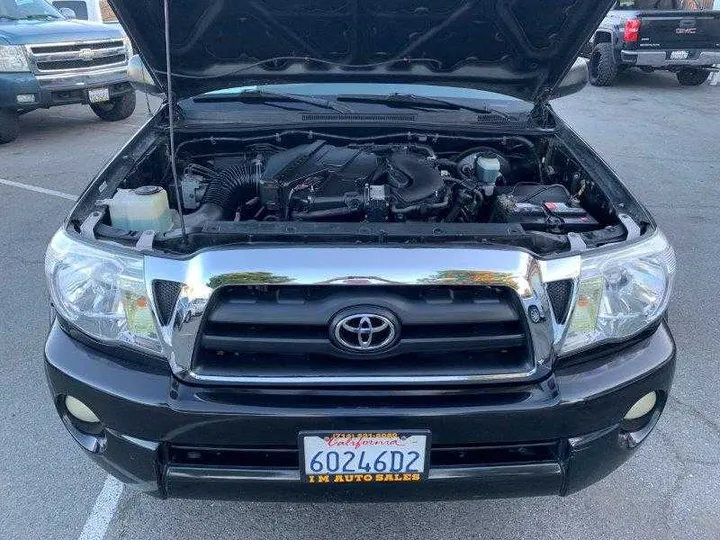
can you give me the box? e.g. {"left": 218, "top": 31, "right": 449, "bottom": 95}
{"left": 331, "top": 311, "right": 398, "bottom": 352}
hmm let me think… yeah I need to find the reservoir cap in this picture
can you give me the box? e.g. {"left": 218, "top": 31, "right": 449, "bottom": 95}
{"left": 134, "top": 185, "right": 163, "bottom": 196}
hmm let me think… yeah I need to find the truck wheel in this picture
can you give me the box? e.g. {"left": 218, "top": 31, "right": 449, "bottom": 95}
{"left": 90, "top": 91, "right": 137, "bottom": 121}
{"left": 0, "top": 109, "right": 20, "bottom": 144}
{"left": 676, "top": 68, "right": 709, "bottom": 86}
{"left": 588, "top": 43, "right": 618, "bottom": 87}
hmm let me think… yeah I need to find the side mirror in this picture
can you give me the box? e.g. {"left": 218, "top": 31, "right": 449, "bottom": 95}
{"left": 550, "top": 58, "right": 588, "bottom": 100}
{"left": 127, "top": 55, "right": 163, "bottom": 96}
{"left": 59, "top": 7, "right": 76, "bottom": 18}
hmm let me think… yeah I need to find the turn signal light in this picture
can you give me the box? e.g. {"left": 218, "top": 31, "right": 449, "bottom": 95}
{"left": 624, "top": 19, "right": 641, "bottom": 43}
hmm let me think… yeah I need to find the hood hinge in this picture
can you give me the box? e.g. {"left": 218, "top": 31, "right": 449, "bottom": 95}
{"left": 531, "top": 101, "right": 551, "bottom": 126}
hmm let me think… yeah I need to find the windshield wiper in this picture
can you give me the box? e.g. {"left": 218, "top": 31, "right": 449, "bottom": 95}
{"left": 0, "top": 15, "right": 20, "bottom": 20}
{"left": 194, "top": 89, "right": 353, "bottom": 113}
{"left": 337, "top": 93, "right": 512, "bottom": 120}
{"left": 21, "top": 13, "right": 62, "bottom": 20}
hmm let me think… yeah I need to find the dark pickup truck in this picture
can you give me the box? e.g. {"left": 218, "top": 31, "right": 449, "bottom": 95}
{"left": 587, "top": 0, "right": 720, "bottom": 86}
{"left": 0, "top": 0, "right": 135, "bottom": 143}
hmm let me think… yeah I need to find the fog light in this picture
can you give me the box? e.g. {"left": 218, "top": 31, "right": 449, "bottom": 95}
{"left": 624, "top": 391, "right": 657, "bottom": 421}
{"left": 64, "top": 396, "right": 100, "bottom": 424}
{"left": 16, "top": 94, "right": 36, "bottom": 104}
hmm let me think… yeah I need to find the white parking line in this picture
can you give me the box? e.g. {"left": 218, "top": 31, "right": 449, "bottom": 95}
{"left": 77, "top": 475, "right": 124, "bottom": 540}
{"left": 2, "top": 178, "right": 120, "bottom": 538}
{"left": 0, "top": 177, "right": 77, "bottom": 201}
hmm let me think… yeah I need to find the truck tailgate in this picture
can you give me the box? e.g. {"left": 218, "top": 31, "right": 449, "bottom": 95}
{"left": 635, "top": 10, "right": 720, "bottom": 50}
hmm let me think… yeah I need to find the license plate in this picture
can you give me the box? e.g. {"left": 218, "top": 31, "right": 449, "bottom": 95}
{"left": 88, "top": 88, "right": 110, "bottom": 103}
{"left": 670, "top": 50, "right": 689, "bottom": 60}
{"left": 300, "top": 431, "right": 430, "bottom": 484}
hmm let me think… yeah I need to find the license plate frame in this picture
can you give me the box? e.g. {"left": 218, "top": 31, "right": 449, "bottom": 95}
{"left": 88, "top": 88, "right": 111, "bottom": 103}
{"left": 299, "top": 430, "right": 431, "bottom": 484}
{"left": 670, "top": 50, "right": 689, "bottom": 60}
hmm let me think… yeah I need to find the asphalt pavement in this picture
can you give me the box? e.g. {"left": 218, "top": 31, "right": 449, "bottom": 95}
{"left": 0, "top": 70, "right": 718, "bottom": 540}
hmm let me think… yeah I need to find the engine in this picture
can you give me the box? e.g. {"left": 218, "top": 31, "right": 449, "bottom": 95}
{"left": 175, "top": 138, "right": 601, "bottom": 233}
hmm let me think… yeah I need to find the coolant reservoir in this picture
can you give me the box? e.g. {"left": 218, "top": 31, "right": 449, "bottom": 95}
{"left": 474, "top": 155, "right": 502, "bottom": 196}
{"left": 106, "top": 186, "right": 172, "bottom": 232}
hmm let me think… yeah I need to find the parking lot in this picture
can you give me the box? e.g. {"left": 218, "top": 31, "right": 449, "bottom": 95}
{"left": 1, "top": 69, "right": 719, "bottom": 539}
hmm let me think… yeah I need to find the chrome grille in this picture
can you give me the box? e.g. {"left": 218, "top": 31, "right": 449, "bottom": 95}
{"left": 192, "top": 285, "right": 533, "bottom": 383}
{"left": 143, "top": 245, "right": 579, "bottom": 385}
{"left": 26, "top": 40, "right": 127, "bottom": 74}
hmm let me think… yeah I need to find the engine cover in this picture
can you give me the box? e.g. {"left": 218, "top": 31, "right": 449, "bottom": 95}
{"left": 259, "top": 141, "right": 447, "bottom": 219}
{"left": 260, "top": 141, "right": 379, "bottom": 213}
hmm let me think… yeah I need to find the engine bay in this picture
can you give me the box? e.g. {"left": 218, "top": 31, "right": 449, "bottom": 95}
{"left": 178, "top": 138, "right": 600, "bottom": 230}
{"left": 74, "top": 129, "right": 643, "bottom": 255}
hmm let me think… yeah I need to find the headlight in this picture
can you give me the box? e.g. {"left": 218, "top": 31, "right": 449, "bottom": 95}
{"left": 45, "top": 230, "right": 161, "bottom": 355}
{"left": 560, "top": 231, "right": 676, "bottom": 355}
{"left": 0, "top": 45, "right": 30, "bottom": 73}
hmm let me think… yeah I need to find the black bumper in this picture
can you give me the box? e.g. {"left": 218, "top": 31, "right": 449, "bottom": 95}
{"left": 44, "top": 321, "right": 676, "bottom": 501}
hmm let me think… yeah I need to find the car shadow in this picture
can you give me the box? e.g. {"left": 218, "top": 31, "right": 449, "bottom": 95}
{"left": 605, "top": 68, "right": 714, "bottom": 92}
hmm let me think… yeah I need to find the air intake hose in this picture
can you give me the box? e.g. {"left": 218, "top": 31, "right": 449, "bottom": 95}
{"left": 186, "top": 163, "right": 260, "bottom": 224}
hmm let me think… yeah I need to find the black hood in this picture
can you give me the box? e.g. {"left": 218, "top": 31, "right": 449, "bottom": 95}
{"left": 111, "top": 0, "right": 614, "bottom": 103}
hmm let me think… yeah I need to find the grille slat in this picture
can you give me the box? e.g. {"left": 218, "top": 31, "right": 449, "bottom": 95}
{"left": 208, "top": 292, "right": 519, "bottom": 327}
{"left": 193, "top": 286, "right": 532, "bottom": 383}
{"left": 200, "top": 333, "right": 525, "bottom": 355}
{"left": 29, "top": 40, "right": 124, "bottom": 54}
{"left": 36, "top": 55, "right": 126, "bottom": 72}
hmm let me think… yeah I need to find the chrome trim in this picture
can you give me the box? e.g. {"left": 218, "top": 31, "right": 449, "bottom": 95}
{"left": 27, "top": 39, "right": 125, "bottom": 49}
{"left": 29, "top": 46, "right": 125, "bottom": 61}
{"left": 34, "top": 61, "right": 128, "bottom": 76}
{"left": 35, "top": 65, "right": 128, "bottom": 82}
{"left": 621, "top": 50, "right": 720, "bottom": 67}
{"left": 144, "top": 246, "right": 582, "bottom": 386}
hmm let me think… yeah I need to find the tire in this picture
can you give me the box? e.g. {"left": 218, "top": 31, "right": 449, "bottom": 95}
{"left": 588, "top": 43, "right": 618, "bottom": 87}
{"left": 90, "top": 91, "right": 137, "bottom": 121}
{"left": 676, "top": 68, "right": 709, "bottom": 86}
{"left": 0, "top": 108, "right": 20, "bottom": 144}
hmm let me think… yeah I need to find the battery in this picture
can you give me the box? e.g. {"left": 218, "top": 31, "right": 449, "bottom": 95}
{"left": 491, "top": 194, "right": 599, "bottom": 232}
{"left": 543, "top": 201, "right": 599, "bottom": 231}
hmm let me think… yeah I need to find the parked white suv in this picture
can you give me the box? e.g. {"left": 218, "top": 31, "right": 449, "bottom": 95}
{"left": 51, "top": 0, "right": 118, "bottom": 26}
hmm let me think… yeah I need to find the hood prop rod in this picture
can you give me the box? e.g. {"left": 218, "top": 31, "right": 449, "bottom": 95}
{"left": 163, "top": 0, "right": 188, "bottom": 244}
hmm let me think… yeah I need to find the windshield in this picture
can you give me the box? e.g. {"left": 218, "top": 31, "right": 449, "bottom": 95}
{"left": 0, "top": 0, "right": 62, "bottom": 19}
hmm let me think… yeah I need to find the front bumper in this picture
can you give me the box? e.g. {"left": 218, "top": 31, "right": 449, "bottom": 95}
{"left": 0, "top": 68, "right": 130, "bottom": 110}
{"left": 621, "top": 49, "right": 720, "bottom": 68}
{"left": 44, "top": 320, "right": 676, "bottom": 501}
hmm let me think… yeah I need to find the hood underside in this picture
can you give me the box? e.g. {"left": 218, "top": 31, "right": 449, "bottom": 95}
{"left": 110, "top": 0, "right": 614, "bottom": 102}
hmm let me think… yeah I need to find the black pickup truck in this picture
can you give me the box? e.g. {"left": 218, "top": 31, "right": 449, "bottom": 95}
{"left": 588, "top": 0, "right": 720, "bottom": 86}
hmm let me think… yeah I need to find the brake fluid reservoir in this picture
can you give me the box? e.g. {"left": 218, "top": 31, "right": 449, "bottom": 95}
{"left": 106, "top": 186, "right": 172, "bottom": 232}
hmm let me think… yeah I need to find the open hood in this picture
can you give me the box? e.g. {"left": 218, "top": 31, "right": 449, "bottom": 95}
{"left": 111, "top": 0, "right": 614, "bottom": 103}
